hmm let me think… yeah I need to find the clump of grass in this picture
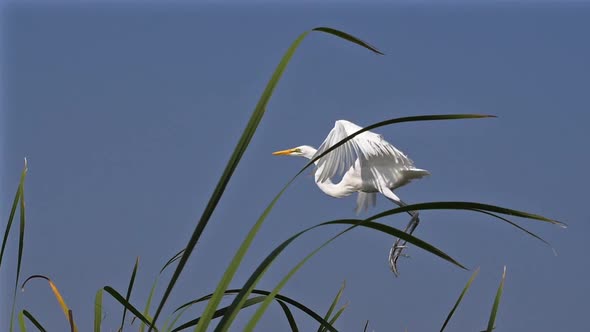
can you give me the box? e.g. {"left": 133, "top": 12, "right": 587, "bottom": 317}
{"left": 2, "top": 27, "right": 564, "bottom": 331}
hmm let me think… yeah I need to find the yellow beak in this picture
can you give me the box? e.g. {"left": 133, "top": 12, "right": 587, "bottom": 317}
{"left": 272, "top": 148, "right": 296, "bottom": 156}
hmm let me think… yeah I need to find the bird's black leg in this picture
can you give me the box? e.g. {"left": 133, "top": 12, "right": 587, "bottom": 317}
{"left": 388, "top": 202, "right": 420, "bottom": 276}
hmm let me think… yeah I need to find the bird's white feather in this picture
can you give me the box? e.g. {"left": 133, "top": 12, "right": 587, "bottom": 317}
{"left": 356, "top": 192, "right": 376, "bottom": 214}
{"left": 313, "top": 120, "right": 425, "bottom": 191}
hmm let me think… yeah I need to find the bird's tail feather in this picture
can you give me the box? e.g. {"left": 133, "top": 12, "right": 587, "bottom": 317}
{"left": 402, "top": 168, "right": 430, "bottom": 180}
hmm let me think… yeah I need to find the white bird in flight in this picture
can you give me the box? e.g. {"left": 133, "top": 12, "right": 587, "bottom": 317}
{"left": 273, "top": 119, "right": 429, "bottom": 276}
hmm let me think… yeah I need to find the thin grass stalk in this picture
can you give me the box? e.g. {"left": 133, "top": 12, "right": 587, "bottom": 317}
{"left": 139, "top": 249, "right": 185, "bottom": 332}
{"left": 7, "top": 160, "right": 28, "bottom": 332}
{"left": 68, "top": 310, "right": 75, "bottom": 332}
{"left": 277, "top": 300, "right": 299, "bottom": 332}
{"left": 0, "top": 160, "right": 26, "bottom": 269}
{"left": 190, "top": 30, "right": 311, "bottom": 332}
{"left": 216, "top": 209, "right": 470, "bottom": 332}
{"left": 317, "top": 281, "right": 345, "bottom": 332}
{"left": 103, "top": 286, "right": 156, "bottom": 330}
{"left": 233, "top": 199, "right": 558, "bottom": 331}
{"left": 241, "top": 218, "right": 458, "bottom": 331}
{"left": 325, "top": 303, "right": 348, "bottom": 330}
{"left": 191, "top": 28, "right": 381, "bottom": 332}
{"left": 94, "top": 289, "right": 103, "bottom": 332}
{"left": 440, "top": 268, "right": 480, "bottom": 332}
{"left": 18, "top": 311, "right": 27, "bottom": 332}
{"left": 120, "top": 257, "right": 140, "bottom": 331}
{"left": 172, "top": 297, "right": 268, "bottom": 332}
{"left": 174, "top": 289, "right": 337, "bottom": 331}
{"left": 486, "top": 266, "right": 507, "bottom": 332}
{"left": 214, "top": 115, "right": 495, "bottom": 331}
{"left": 147, "top": 28, "right": 316, "bottom": 332}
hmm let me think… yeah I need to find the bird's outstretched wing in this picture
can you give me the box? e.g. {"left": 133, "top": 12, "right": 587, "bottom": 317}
{"left": 313, "top": 120, "right": 424, "bottom": 190}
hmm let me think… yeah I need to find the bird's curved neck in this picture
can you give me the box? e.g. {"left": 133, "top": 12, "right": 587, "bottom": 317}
{"left": 303, "top": 147, "right": 355, "bottom": 198}
{"left": 315, "top": 176, "right": 354, "bottom": 198}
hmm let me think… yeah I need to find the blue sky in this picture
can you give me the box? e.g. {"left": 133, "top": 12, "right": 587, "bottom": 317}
{"left": 1, "top": 1, "right": 589, "bottom": 331}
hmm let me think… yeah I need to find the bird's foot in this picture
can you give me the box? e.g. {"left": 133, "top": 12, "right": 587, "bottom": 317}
{"left": 388, "top": 243, "right": 409, "bottom": 277}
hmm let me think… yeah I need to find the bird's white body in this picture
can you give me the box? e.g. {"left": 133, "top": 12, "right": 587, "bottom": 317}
{"left": 273, "top": 119, "right": 429, "bottom": 275}
{"left": 274, "top": 120, "right": 429, "bottom": 212}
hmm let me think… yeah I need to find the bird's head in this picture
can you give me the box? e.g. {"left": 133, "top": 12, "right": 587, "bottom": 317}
{"left": 272, "top": 145, "right": 316, "bottom": 159}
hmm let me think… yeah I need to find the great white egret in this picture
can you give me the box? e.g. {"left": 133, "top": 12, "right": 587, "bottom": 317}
{"left": 272, "top": 119, "right": 429, "bottom": 276}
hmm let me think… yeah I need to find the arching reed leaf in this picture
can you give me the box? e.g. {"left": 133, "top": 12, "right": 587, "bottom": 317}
{"left": 486, "top": 266, "right": 507, "bottom": 332}
{"left": 241, "top": 217, "right": 465, "bottom": 332}
{"left": 174, "top": 289, "right": 337, "bottom": 332}
{"left": 167, "top": 27, "right": 383, "bottom": 332}
{"left": 277, "top": 300, "right": 299, "bottom": 332}
{"left": 149, "top": 26, "right": 382, "bottom": 331}
{"left": 440, "top": 268, "right": 480, "bottom": 332}
{"left": 471, "top": 209, "right": 557, "bottom": 255}
{"left": 220, "top": 195, "right": 559, "bottom": 330}
{"left": 213, "top": 115, "right": 495, "bottom": 331}
{"left": 20, "top": 310, "right": 47, "bottom": 332}
{"left": 103, "top": 286, "right": 157, "bottom": 331}
{"left": 302, "top": 115, "right": 496, "bottom": 179}
{"left": 171, "top": 297, "right": 267, "bottom": 332}
{"left": 21, "top": 274, "right": 78, "bottom": 332}
{"left": 370, "top": 202, "right": 564, "bottom": 227}
{"left": 160, "top": 249, "right": 185, "bottom": 274}
{"left": 311, "top": 27, "right": 384, "bottom": 55}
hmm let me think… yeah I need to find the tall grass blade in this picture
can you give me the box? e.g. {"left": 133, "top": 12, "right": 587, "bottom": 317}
{"left": 486, "top": 266, "right": 507, "bottom": 332}
{"left": 68, "top": 310, "right": 75, "bottom": 332}
{"left": 160, "top": 249, "right": 185, "bottom": 274}
{"left": 0, "top": 159, "right": 26, "bottom": 270}
{"left": 242, "top": 217, "right": 464, "bottom": 332}
{"left": 175, "top": 288, "right": 336, "bottom": 331}
{"left": 215, "top": 114, "right": 494, "bottom": 330}
{"left": 103, "top": 286, "right": 157, "bottom": 330}
{"left": 6, "top": 160, "right": 28, "bottom": 332}
{"left": 141, "top": 280, "right": 159, "bottom": 332}
{"left": 440, "top": 268, "right": 480, "bottom": 332}
{"left": 472, "top": 209, "right": 557, "bottom": 255}
{"left": 120, "top": 257, "right": 140, "bottom": 330}
{"left": 171, "top": 297, "right": 267, "bottom": 332}
{"left": 317, "top": 281, "right": 346, "bottom": 332}
{"left": 215, "top": 217, "right": 459, "bottom": 331}
{"left": 370, "top": 201, "right": 564, "bottom": 228}
{"left": 326, "top": 303, "right": 348, "bottom": 330}
{"left": 324, "top": 220, "right": 464, "bottom": 268}
{"left": 18, "top": 311, "right": 26, "bottom": 332}
{"left": 303, "top": 115, "right": 495, "bottom": 178}
{"left": 20, "top": 311, "right": 46, "bottom": 332}
{"left": 277, "top": 300, "right": 299, "bottom": 332}
{"left": 141, "top": 249, "right": 185, "bottom": 332}
{"left": 311, "top": 27, "right": 384, "bottom": 55}
{"left": 148, "top": 28, "right": 317, "bottom": 331}
{"left": 163, "top": 307, "right": 190, "bottom": 332}
{"left": 94, "top": 289, "right": 103, "bottom": 332}
{"left": 21, "top": 274, "right": 78, "bottom": 332}
{"left": 190, "top": 27, "right": 382, "bottom": 332}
